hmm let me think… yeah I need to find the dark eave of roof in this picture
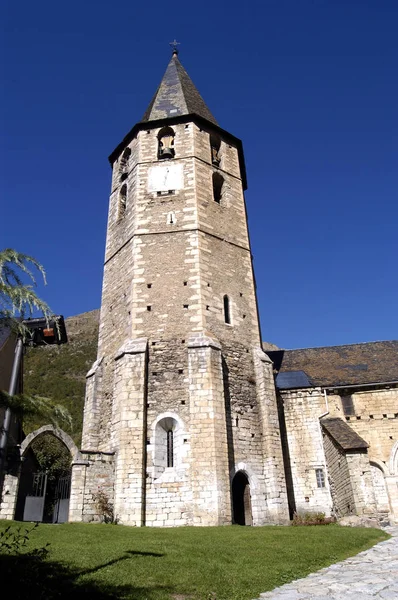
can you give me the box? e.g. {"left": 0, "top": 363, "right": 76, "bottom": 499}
{"left": 321, "top": 417, "right": 369, "bottom": 451}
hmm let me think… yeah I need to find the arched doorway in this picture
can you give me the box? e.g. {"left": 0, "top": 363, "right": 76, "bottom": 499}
{"left": 15, "top": 425, "right": 78, "bottom": 523}
{"left": 232, "top": 471, "right": 252, "bottom": 525}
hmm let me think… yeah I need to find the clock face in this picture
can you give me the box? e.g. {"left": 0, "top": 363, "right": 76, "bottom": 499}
{"left": 148, "top": 164, "right": 183, "bottom": 192}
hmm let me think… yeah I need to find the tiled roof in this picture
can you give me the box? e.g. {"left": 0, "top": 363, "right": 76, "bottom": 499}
{"left": 276, "top": 370, "right": 313, "bottom": 389}
{"left": 141, "top": 53, "right": 218, "bottom": 126}
{"left": 321, "top": 417, "right": 369, "bottom": 450}
{"left": 266, "top": 340, "right": 398, "bottom": 387}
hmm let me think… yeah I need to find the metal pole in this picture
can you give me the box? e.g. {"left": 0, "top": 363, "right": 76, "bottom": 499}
{"left": 0, "top": 337, "right": 24, "bottom": 482}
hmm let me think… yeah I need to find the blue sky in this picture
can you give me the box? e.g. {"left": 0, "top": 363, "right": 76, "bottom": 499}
{"left": 1, "top": 0, "right": 397, "bottom": 349}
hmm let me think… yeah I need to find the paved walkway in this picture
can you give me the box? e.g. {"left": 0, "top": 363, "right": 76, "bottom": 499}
{"left": 254, "top": 527, "right": 398, "bottom": 600}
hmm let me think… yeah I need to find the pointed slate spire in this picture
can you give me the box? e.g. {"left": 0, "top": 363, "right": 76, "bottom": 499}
{"left": 142, "top": 51, "right": 218, "bottom": 126}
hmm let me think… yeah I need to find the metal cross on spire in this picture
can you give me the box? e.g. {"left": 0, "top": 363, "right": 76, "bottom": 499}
{"left": 169, "top": 39, "right": 180, "bottom": 55}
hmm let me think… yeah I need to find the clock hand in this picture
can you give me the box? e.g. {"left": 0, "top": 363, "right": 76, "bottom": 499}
{"left": 163, "top": 167, "right": 169, "bottom": 187}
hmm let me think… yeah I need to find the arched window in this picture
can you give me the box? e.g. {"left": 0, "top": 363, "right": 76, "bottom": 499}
{"left": 153, "top": 415, "right": 186, "bottom": 479}
{"left": 158, "top": 126, "right": 175, "bottom": 159}
{"left": 210, "top": 133, "right": 221, "bottom": 166}
{"left": 118, "top": 184, "right": 127, "bottom": 219}
{"left": 212, "top": 172, "right": 224, "bottom": 204}
{"left": 223, "top": 295, "right": 231, "bottom": 324}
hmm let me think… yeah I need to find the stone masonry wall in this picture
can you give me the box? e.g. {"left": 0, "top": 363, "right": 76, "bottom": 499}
{"left": 145, "top": 341, "right": 192, "bottom": 526}
{"left": 70, "top": 452, "right": 114, "bottom": 523}
{"left": 345, "top": 450, "right": 377, "bottom": 517}
{"left": 322, "top": 430, "right": 355, "bottom": 517}
{"left": 0, "top": 472, "right": 19, "bottom": 520}
{"left": 281, "top": 388, "right": 333, "bottom": 515}
{"left": 90, "top": 241, "right": 135, "bottom": 452}
{"left": 253, "top": 349, "right": 289, "bottom": 523}
{"left": 327, "top": 388, "right": 398, "bottom": 466}
{"left": 327, "top": 387, "right": 398, "bottom": 520}
{"left": 282, "top": 386, "right": 397, "bottom": 522}
{"left": 188, "top": 335, "right": 231, "bottom": 525}
{"left": 111, "top": 339, "right": 147, "bottom": 525}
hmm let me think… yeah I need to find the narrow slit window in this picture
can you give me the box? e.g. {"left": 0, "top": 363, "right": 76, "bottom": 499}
{"left": 315, "top": 468, "right": 325, "bottom": 488}
{"left": 223, "top": 295, "right": 231, "bottom": 324}
{"left": 212, "top": 172, "right": 224, "bottom": 204}
{"left": 167, "top": 430, "right": 174, "bottom": 467}
{"left": 167, "top": 212, "right": 176, "bottom": 225}
{"left": 118, "top": 184, "right": 127, "bottom": 219}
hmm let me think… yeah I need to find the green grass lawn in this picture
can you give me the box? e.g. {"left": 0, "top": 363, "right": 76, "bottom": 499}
{"left": 0, "top": 521, "right": 388, "bottom": 600}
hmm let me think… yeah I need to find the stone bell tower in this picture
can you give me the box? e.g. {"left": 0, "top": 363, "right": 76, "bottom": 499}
{"left": 75, "top": 49, "right": 289, "bottom": 526}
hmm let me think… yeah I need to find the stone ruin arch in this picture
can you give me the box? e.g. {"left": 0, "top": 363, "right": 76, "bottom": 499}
{"left": 20, "top": 424, "right": 81, "bottom": 461}
{"left": 0, "top": 425, "right": 82, "bottom": 519}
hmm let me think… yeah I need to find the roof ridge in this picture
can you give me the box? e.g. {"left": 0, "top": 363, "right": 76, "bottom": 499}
{"left": 284, "top": 340, "right": 398, "bottom": 352}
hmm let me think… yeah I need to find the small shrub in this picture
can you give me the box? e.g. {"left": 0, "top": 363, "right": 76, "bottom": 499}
{"left": 92, "top": 488, "right": 118, "bottom": 524}
{"left": 0, "top": 521, "right": 50, "bottom": 557}
{"left": 292, "top": 511, "right": 335, "bottom": 526}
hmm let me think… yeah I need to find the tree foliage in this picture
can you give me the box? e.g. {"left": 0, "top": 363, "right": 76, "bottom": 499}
{"left": 30, "top": 435, "right": 71, "bottom": 480}
{"left": 0, "top": 248, "right": 72, "bottom": 434}
{"left": 0, "top": 248, "right": 53, "bottom": 339}
{"left": 0, "top": 390, "right": 72, "bottom": 430}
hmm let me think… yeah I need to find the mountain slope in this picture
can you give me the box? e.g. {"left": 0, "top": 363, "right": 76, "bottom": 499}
{"left": 23, "top": 310, "right": 100, "bottom": 445}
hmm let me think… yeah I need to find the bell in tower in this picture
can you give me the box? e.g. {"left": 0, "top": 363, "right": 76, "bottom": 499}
{"left": 157, "top": 126, "right": 175, "bottom": 159}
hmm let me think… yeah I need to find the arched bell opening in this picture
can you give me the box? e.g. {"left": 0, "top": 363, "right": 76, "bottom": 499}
{"left": 119, "top": 147, "right": 131, "bottom": 171}
{"left": 210, "top": 133, "right": 221, "bottom": 166}
{"left": 232, "top": 471, "right": 252, "bottom": 526}
{"left": 157, "top": 126, "right": 175, "bottom": 159}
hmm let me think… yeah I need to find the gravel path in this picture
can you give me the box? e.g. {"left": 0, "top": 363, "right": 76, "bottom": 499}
{"left": 253, "top": 526, "right": 398, "bottom": 600}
